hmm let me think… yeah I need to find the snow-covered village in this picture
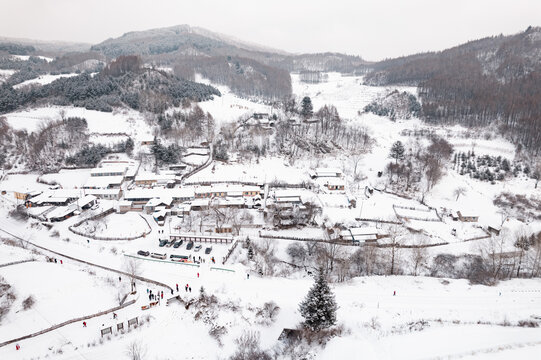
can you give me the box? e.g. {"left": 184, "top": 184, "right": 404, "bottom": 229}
{"left": 1, "top": 2, "right": 541, "bottom": 359}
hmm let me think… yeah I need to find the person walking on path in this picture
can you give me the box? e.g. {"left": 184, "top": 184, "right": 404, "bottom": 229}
{"left": 83, "top": 321, "right": 87, "bottom": 327}
{"left": 197, "top": 273, "right": 199, "bottom": 278}
{"left": 60, "top": 260, "right": 63, "bottom": 264}
{"left": 176, "top": 284, "right": 179, "bottom": 292}
{"left": 247, "top": 273, "right": 249, "bottom": 279}
{"left": 189, "top": 287, "right": 191, "bottom": 293}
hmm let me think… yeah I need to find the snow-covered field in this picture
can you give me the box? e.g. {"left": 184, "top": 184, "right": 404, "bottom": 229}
{"left": 195, "top": 74, "right": 272, "bottom": 125}
{"left": 13, "top": 73, "right": 78, "bottom": 89}
{"left": 0, "top": 260, "right": 119, "bottom": 343}
{"left": 3, "top": 106, "right": 150, "bottom": 135}
{"left": 77, "top": 212, "right": 150, "bottom": 239}
{"left": 0, "top": 69, "right": 16, "bottom": 83}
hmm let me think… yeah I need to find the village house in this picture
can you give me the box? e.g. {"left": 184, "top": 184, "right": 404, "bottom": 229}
{"left": 90, "top": 166, "right": 127, "bottom": 178}
{"left": 144, "top": 197, "right": 174, "bottom": 214}
{"left": 456, "top": 211, "right": 479, "bottom": 222}
{"left": 85, "top": 188, "right": 123, "bottom": 200}
{"left": 47, "top": 204, "right": 79, "bottom": 222}
{"left": 76, "top": 194, "right": 97, "bottom": 210}
{"left": 340, "top": 227, "right": 380, "bottom": 244}
{"left": 134, "top": 173, "right": 177, "bottom": 188}
{"left": 309, "top": 167, "right": 343, "bottom": 179}
{"left": 140, "top": 135, "right": 155, "bottom": 146}
{"left": 83, "top": 175, "right": 124, "bottom": 190}
{"left": 324, "top": 178, "right": 346, "bottom": 191}
{"left": 118, "top": 200, "right": 133, "bottom": 213}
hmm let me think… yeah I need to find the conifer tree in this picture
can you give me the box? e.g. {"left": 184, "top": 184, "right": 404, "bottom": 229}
{"left": 300, "top": 96, "right": 313, "bottom": 119}
{"left": 298, "top": 267, "right": 337, "bottom": 331}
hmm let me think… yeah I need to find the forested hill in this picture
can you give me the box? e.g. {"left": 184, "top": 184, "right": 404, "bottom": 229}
{"left": 364, "top": 26, "right": 541, "bottom": 154}
{"left": 90, "top": 25, "right": 370, "bottom": 99}
{"left": 0, "top": 56, "right": 220, "bottom": 114}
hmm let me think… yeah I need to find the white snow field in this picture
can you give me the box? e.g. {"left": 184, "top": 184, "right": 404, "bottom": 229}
{"left": 3, "top": 106, "right": 150, "bottom": 135}
{"left": 13, "top": 73, "right": 78, "bottom": 89}
{"left": 0, "top": 260, "right": 119, "bottom": 343}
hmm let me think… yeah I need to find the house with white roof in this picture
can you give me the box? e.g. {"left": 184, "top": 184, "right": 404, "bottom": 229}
{"left": 340, "top": 227, "right": 380, "bottom": 244}
{"left": 77, "top": 194, "right": 97, "bottom": 210}
{"left": 83, "top": 175, "right": 124, "bottom": 189}
{"left": 309, "top": 168, "right": 343, "bottom": 179}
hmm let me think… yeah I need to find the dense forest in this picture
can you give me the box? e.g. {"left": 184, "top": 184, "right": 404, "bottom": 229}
{"left": 173, "top": 56, "right": 291, "bottom": 99}
{"left": 365, "top": 27, "right": 541, "bottom": 154}
{"left": 0, "top": 56, "right": 220, "bottom": 114}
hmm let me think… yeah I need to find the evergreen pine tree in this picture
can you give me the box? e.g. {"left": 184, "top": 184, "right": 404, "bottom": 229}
{"left": 300, "top": 96, "right": 313, "bottom": 119}
{"left": 389, "top": 141, "right": 405, "bottom": 164}
{"left": 298, "top": 267, "right": 337, "bottom": 331}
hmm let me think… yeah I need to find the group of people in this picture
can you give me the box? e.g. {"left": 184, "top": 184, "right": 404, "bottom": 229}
{"left": 46, "top": 257, "right": 63, "bottom": 264}
{"left": 147, "top": 289, "right": 163, "bottom": 301}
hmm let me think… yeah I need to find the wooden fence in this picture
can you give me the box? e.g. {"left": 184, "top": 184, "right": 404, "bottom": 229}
{"left": 0, "top": 258, "right": 35, "bottom": 268}
{"left": 0, "top": 300, "right": 136, "bottom": 348}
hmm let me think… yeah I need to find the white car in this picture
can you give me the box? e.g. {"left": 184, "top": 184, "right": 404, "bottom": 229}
{"left": 194, "top": 245, "right": 202, "bottom": 252}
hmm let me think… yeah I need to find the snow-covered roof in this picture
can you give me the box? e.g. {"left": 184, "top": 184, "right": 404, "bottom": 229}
{"left": 85, "top": 188, "right": 122, "bottom": 196}
{"left": 84, "top": 176, "right": 124, "bottom": 189}
{"left": 90, "top": 166, "right": 126, "bottom": 176}
{"left": 145, "top": 197, "right": 174, "bottom": 207}
{"left": 312, "top": 168, "right": 342, "bottom": 177}
{"left": 457, "top": 211, "right": 479, "bottom": 218}
{"left": 191, "top": 198, "right": 209, "bottom": 207}
{"left": 47, "top": 204, "right": 78, "bottom": 220}
{"left": 135, "top": 173, "right": 176, "bottom": 182}
{"left": 124, "top": 188, "right": 195, "bottom": 201}
{"left": 347, "top": 227, "right": 380, "bottom": 235}
{"left": 77, "top": 194, "right": 97, "bottom": 207}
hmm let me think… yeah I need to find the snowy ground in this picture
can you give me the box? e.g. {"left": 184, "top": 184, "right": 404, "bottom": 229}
{"left": 13, "top": 73, "right": 78, "bottom": 89}
{"left": 2, "top": 106, "right": 150, "bottom": 135}
{"left": 194, "top": 74, "right": 272, "bottom": 125}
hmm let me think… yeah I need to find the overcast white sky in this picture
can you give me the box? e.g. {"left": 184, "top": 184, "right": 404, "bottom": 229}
{"left": 1, "top": 0, "right": 539, "bottom": 60}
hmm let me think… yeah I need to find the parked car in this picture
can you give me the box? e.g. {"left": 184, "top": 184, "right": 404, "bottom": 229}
{"left": 205, "top": 247, "right": 212, "bottom": 254}
{"left": 90, "top": 203, "right": 99, "bottom": 210}
{"left": 150, "top": 252, "right": 167, "bottom": 260}
{"left": 173, "top": 240, "right": 183, "bottom": 248}
{"left": 158, "top": 239, "right": 168, "bottom": 247}
{"left": 186, "top": 241, "right": 194, "bottom": 250}
{"left": 194, "top": 244, "right": 202, "bottom": 252}
{"left": 137, "top": 250, "right": 150, "bottom": 256}
{"left": 166, "top": 240, "right": 175, "bottom": 247}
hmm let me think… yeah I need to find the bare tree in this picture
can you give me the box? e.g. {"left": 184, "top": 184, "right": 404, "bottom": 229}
{"left": 124, "top": 258, "right": 141, "bottom": 292}
{"left": 453, "top": 186, "right": 467, "bottom": 201}
{"left": 350, "top": 151, "right": 364, "bottom": 181}
{"left": 385, "top": 226, "right": 404, "bottom": 275}
{"left": 409, "top": 236, "right": 428, "bottom": 276}
{"left": 125, "top": 341, "right": 146, "bottom": 360}
{"left": 513, "top": 226, "right": 533, "bottom": 278}
{"left": 479, "top": 231, "right": 508, "bottom": 280}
